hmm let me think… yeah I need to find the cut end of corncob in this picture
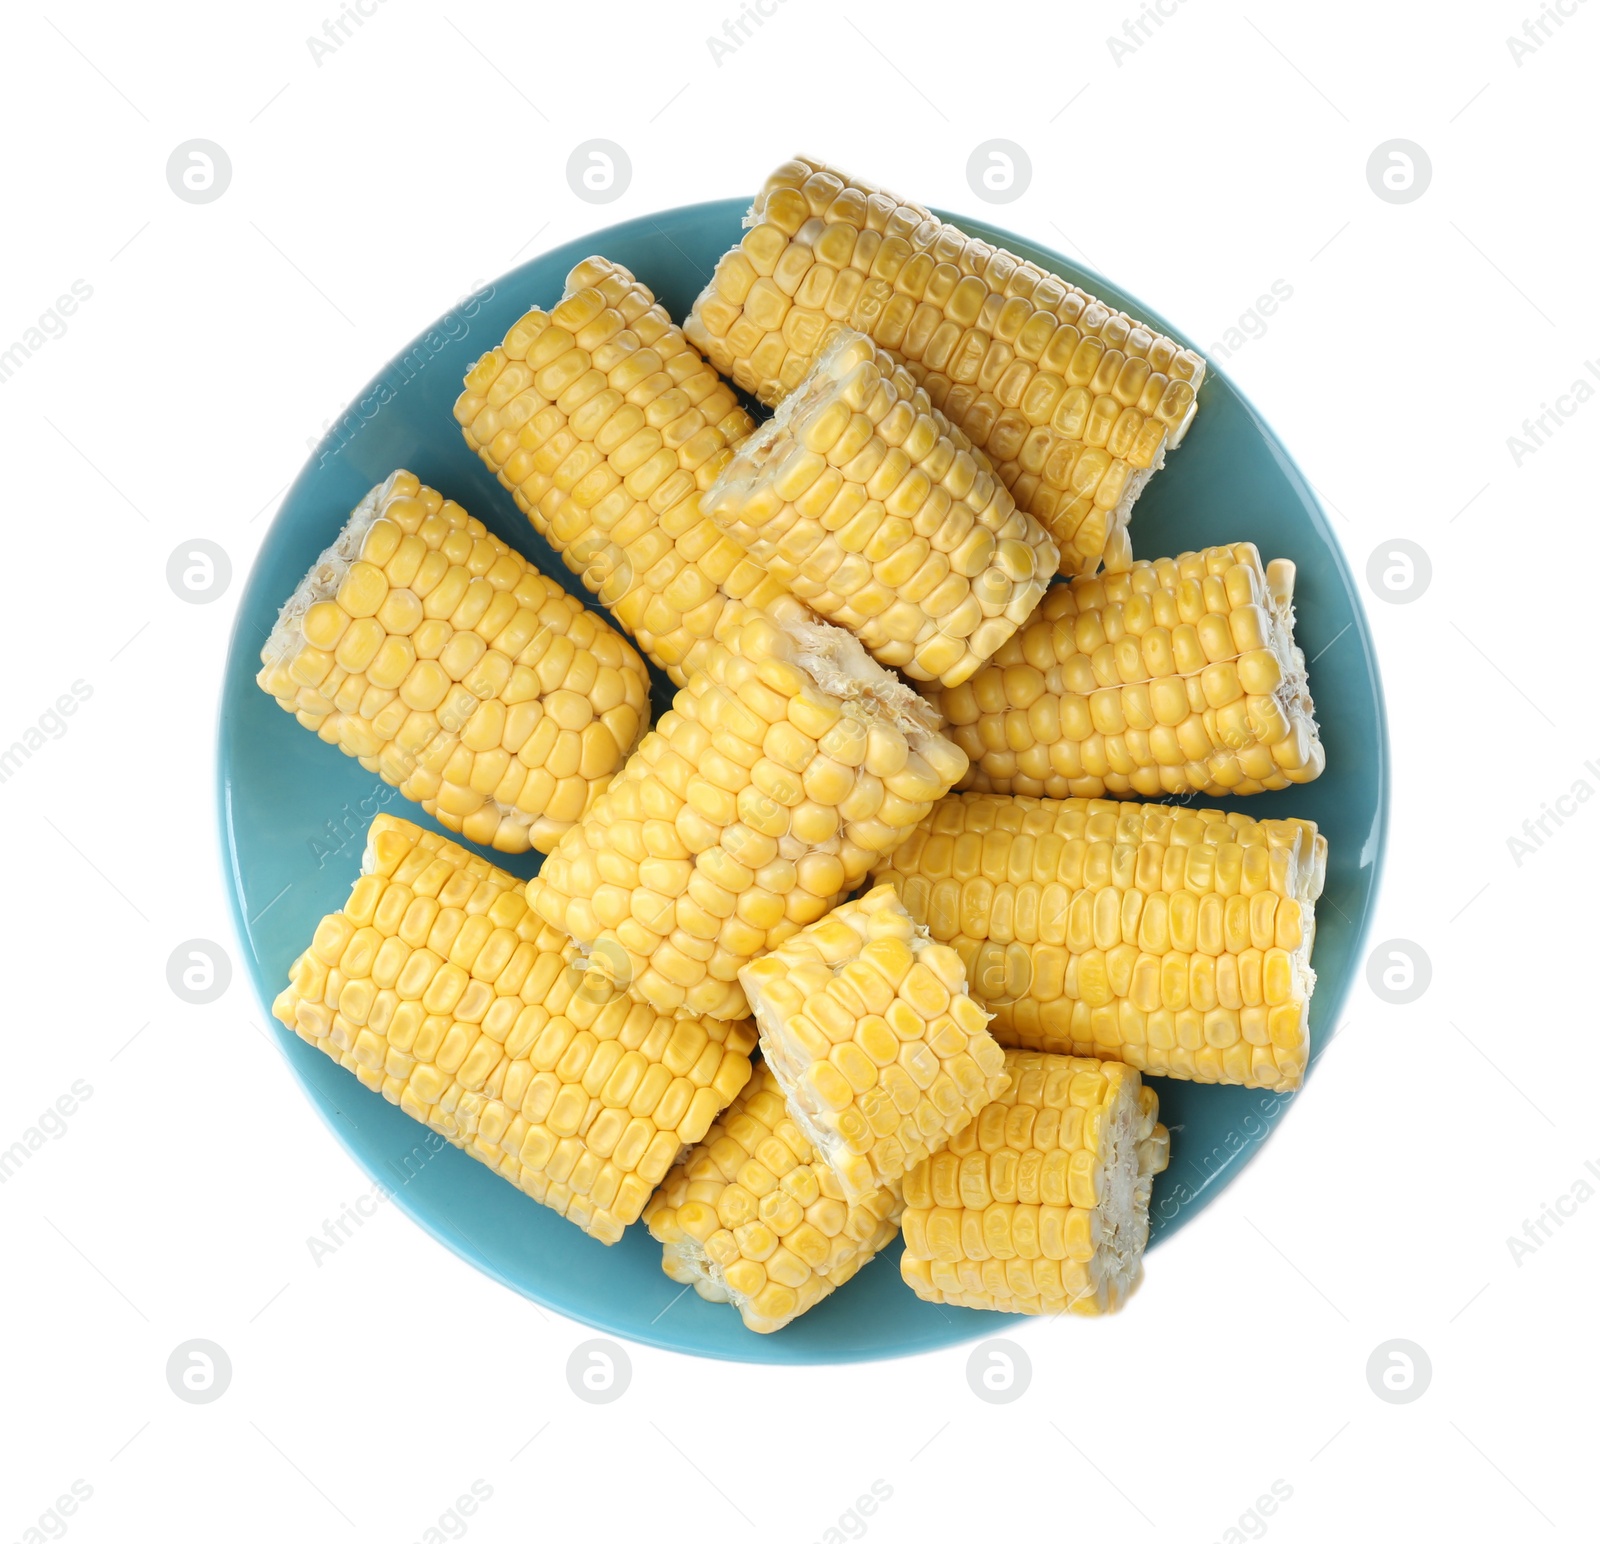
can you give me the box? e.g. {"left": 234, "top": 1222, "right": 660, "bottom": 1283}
{"left": 686, "top": 156, "right": 1207, "bottom": 578}
{"left": 272, "top": 814, "right": 755, "bottom": 1244}
{"left": 453, "top": 257, "right": 804, "bottom": 688}
{"left": 256, "top": 471, "right": 651, "bottom": 854}
{"left": 528, "top": 607, "right": 970, "bottom": 1022}
{"left": 739, "top": 884, "right": 1008, "bottom": 1200}
{"left": 643, "top": 1062, "right": 901, "bottom": 1333}
{"left": 874, "top": 793, "right": 1324, "bottom": 1093}
{"left": 704, "top": 328, "right": 1058, "bottom": 687}
{"left": 935, "top": 542, "right": 1324, "bottom": 800}
{"left": 899, "top": 1050, "right": 1168, "bottom": 1316}
{"left": 786, "top": 613, "right": 950, "bottom": 743}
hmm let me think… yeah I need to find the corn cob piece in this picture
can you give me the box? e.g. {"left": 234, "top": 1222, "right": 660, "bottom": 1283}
{"left": 643, "top": 1062, "right": 901, "bottom": 1333}
{"left": 686, "top": 157, "right": 1206, "bottom": 577}
{"left": 704, "top": 330, "right": 1057, "bottom": 687}
{"left": 932, "top": 544, "right": 1323, "bottom": 799}
{"left": 899, "top": 1049, "right": 1168, "bottom": 1316}
{"left": 273, "top": 814, "right": 755, "bottom": 1244}
{"left": 528, "top": 610, "right": 969, "bottom": 1022}
{"left": 257, "top": 472, "right": 650, "bottom": 855}
{"left": 456, "top": 257, "right": 805, "bottom": 688}
{"left": 740, "top": 885, "right": 1008, "bottom": 1200}
{"left": 873, "top": 793, "right": 1325, "bottom": 1092}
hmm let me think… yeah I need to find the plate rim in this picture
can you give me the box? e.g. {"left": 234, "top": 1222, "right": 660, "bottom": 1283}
{"left": 217, "top": 195, "right": 1390, "bottom": 1363}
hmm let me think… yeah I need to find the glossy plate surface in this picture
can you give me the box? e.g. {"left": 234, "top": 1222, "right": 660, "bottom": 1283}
{"left": 219, "top": 199, "right": 1387, "bottom": 1363}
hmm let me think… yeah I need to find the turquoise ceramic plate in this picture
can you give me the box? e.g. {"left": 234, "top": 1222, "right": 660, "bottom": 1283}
{"left": 219, "top": 199, "right": 1387, "bottom": 1363}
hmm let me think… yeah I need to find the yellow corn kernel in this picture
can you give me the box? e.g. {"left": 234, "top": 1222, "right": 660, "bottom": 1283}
{"left": 899, "top": 1049, "right": 1168, "bottom": 1315}
{"left": 873, "top": 792, "right": 1324, "bottom": 1092}
{"left": 686, "top": 158, "right": 1206, "bottom": 577}
{"left": 706, "top": 331, "right": 1057, "bottom": 687}
{"left": 931, "top": 544, "right": 1324, "bottom": 800}
{"left": 257, "top": 472, "right": 650, "bottom": 854}
{"left": 644, "top": 1063, "right": 900, "bottom": 1332}
{"left": 272, "top": 815, "right": 754, "bottom": 1243}
{"left": 742, "top": 885, "right": 1008, "bottom": 1199}
{"left": 529, "top": 612, "right": 969, "bottom": 1022}
{"left": 455, "top": 256, "right": 806, "bottom": 687}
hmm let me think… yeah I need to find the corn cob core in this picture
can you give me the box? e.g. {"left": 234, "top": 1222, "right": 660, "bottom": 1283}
{"left": 932, "top": 544, "right": 1324, "bottom": 799}
{"left": 272, "top": 814, "right": 755, "bottom": 1244}
{"left": 873, "top": 793, "right": 1324, "bottom": 1092}
{"left": 740, "top": 885, "right": 1008, "bottom": 1200}
{"left": 528, "top": 611, "right": 969, "bottom": 1022}
{"left": 456, "top": 257, "right": 804, "bottom": 688}
{"left": 643, "top": 1062, "right": 901, "bottom": 1333}
{"left": 704, "top": 330, "right": 1057, "bottom": 687}
{"left": 686, "top": 156, "right": 1206, "bottom": 577}
{"left": 257, "top": 471, "right": 650, "bottom": 855}
{"left": 899, "top": 1049, "right": 1168, "bottom": 1316}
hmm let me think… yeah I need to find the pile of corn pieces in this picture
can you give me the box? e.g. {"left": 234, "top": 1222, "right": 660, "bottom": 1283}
{"left": 261, "top": 158, "right": 1327, "bottom": 1333}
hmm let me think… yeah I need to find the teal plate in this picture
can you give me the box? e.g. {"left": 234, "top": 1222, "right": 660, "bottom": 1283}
{"left": 219, "top": 199, "right": 1387, "bottom": 1363}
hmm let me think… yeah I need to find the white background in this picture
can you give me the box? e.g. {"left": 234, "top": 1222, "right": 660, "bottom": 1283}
{"left": 2, "top": 1, "right": 1595, "bottom": 1540}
